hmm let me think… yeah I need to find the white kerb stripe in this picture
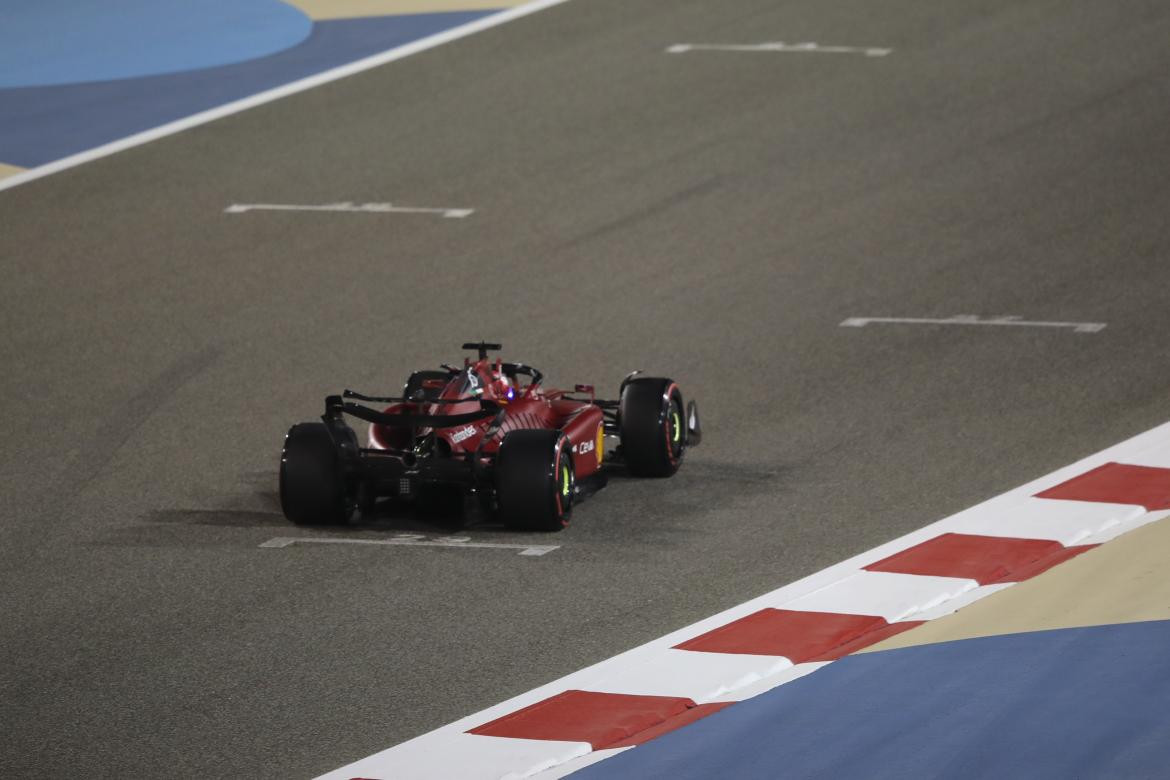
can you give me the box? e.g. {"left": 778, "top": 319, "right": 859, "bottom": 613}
{"left": 780, "top": 570, "right": 982, "bottom": 623}
{"left": 580, "top": 649, "right": 793, "bottom": 701}
{"left": 314, "top": 731, "right": 590, "bottom": 780}
{"left": 944, "top": 496, "right": 1146, "bottom": 546}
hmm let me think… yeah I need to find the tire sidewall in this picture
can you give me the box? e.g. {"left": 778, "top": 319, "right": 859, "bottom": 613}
{"left": 279, "top": 423, "right": 352, "bottom": 525}
{"left": 551, "top": 434, "right": 574, "bottom": 526}
{"left": 619, "top": 377, "right": 685, "bottom": 477}
{"left": 496, "top": 429, "right": 573, "bottom": 531}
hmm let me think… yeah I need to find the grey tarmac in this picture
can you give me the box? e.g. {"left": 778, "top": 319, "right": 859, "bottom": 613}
{"left": 2, "top": 0, "right": 1170, "bottom": 776}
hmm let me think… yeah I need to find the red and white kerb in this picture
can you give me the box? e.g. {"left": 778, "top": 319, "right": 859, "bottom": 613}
{"left": 319, "top": 428, "right": 1170, "bottom": 780}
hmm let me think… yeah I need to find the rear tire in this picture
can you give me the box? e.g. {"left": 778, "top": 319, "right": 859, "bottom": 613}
{"left": 279, "top": 423, "right": 353, "bottom": 525}
{"left": 495, "top": 429, "right": 574, "bottom": 531}
{"left": 619, "top": 377, "right": 685, "bottom": 477}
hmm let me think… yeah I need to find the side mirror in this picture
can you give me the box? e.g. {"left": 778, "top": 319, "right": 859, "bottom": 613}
{"left": 685, "top": 400, "right": 702, "bottom": 446}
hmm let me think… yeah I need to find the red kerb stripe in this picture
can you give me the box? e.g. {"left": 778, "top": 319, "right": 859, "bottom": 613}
{"left": 1034, "top": 462, "right": 1170, "bottom": 510}
{"left": 673, "top": 608, "right": 921, "bottom": 661}
{"left": 468, "top": 689, "right": 719, "bottom": 750}
{"left": 604, "top": 702, "right": 733, "bottom": 748}
{"left": 864, "top": 532, "right": 1097, "bottom": 584}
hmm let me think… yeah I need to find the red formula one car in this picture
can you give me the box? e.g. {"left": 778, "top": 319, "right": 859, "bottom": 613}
{"left": 279, "top": 343, "right": 700, "bottom": 531}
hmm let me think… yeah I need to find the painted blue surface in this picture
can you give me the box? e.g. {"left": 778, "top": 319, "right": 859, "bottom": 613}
{"left": 0, "top": 1, "right": 312, "bottom": 88}
{"left": 0, "top": 11, "right": 495, "bottom": 167}
{"left": 572, "top": 620, "right": 1170, "bottom": 779}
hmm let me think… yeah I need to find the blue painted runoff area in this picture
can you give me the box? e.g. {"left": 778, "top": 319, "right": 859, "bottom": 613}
{"left": 0, "top": 11, "right": 496, "bottom": 168}
{"left": 572, "top": 620, "right": 1170, "bottom": 779}
{"left": 0, "top": 0, "right": 312, "bottom": 88}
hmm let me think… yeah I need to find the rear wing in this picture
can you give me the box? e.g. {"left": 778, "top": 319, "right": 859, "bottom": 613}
{"left": 325, "top": 390, "right": 501, "bottom": 429}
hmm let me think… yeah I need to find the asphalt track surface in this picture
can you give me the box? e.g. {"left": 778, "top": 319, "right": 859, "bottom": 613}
{"left": 2, "top": 0, "right": 1170, "bottom": 776}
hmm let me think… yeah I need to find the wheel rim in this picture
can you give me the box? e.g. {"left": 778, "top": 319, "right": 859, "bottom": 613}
{"left": 554, "top": 442, "right": 574, "bottom": 524}
{"left": 663, "top": 390, "right": 684, "bottom": 464}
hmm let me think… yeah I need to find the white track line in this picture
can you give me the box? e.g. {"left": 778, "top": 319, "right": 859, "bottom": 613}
{"left": 224, "top": 202, "right": 474, "bottom": 218}
{"left": 0, "top": 0, "right": 573, "bottom": 194}
{"left": 260, "top": 536, "right": 559, "bottom": 556}
{"left": 666, "top": 42, "right": 892, "bottom": 57}
{"left": 840, "top": 315, "right": 1107, "bottom": 333}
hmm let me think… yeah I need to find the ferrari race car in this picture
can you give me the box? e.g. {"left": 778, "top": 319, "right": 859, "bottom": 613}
{"left": 279, "top": 342, "right": 701, "bottom": 531}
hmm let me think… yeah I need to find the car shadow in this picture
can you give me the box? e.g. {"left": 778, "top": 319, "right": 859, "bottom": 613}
{"left": 148, "top": 508, "right": 288, "bottom": 528}
{"left": 139, "top": 458, "right": 782, "bottom": 540}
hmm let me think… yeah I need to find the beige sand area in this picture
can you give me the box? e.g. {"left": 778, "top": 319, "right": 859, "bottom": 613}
{"left": 0, "top": 162, "right": 26, "bottom": 181}
{"left": 285, "top": 0, "right": 529, "bottom": 20}
{"left": 864, "top": 516, "right": 1170, "bottom": 653}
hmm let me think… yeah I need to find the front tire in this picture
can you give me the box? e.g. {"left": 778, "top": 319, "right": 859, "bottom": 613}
{"left": 495, "top": 429, "right": 574, "bottom": 531}
{"left": 279, "top": 423, "right": 353, "bottom": 525}
{"left": 619, "top": 377, "right": 685, "bottom": 477}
